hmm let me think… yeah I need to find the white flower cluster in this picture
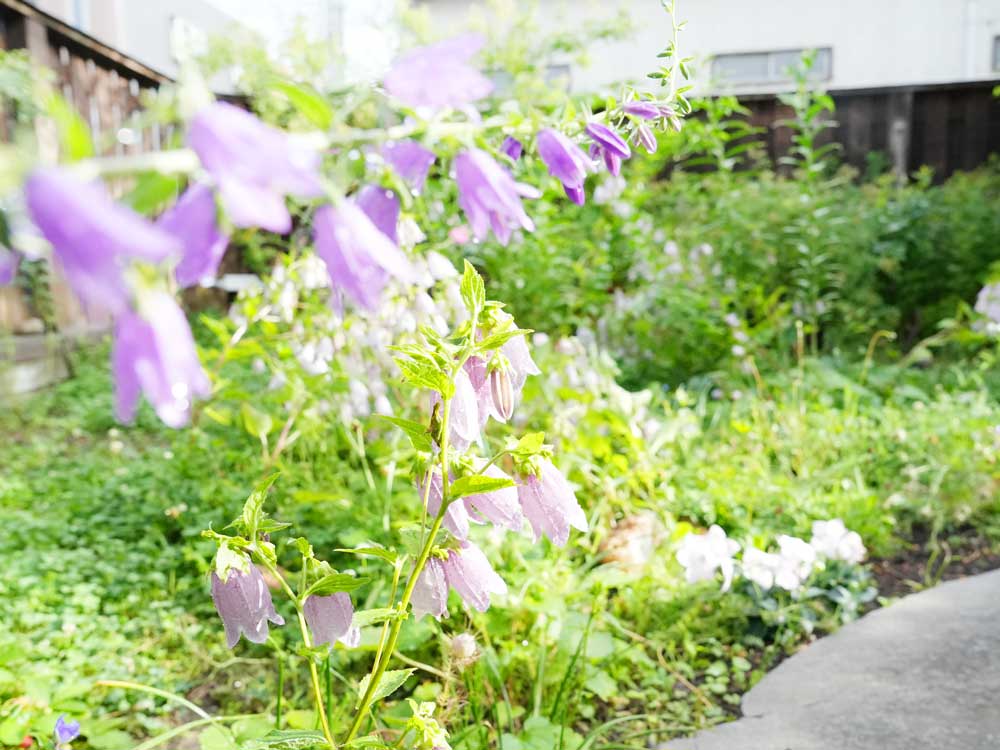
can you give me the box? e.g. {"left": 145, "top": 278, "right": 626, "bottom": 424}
{"left": 676, "top": 518, "right": 866, "bottom": 593}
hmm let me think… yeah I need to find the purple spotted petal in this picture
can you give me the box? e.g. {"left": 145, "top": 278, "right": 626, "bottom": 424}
{"left": 25, "top": 169, "right": 179, "bottom": 315}
{"left": 443, "top": 541, "right": 507, "bottom": 612}
{"left": 384, "top": 33, "right": 494, "bottom": 110}
{"left": 304, "top": 592, "right": 360, "bottom": 648}
{"left": 112, "top": 291, "right": 210, "bottom": 428}
{"left": 411, "top": 556, "right": 449, "bottom": 620}
{"left": 516, "top": 458, "right": 588, "bottom": 547}
{"left": 455, "top": 148, "right": 537, "bottom": 246}
{"left": 159, "top": 183, "right": 229, "bottom": 287}
{"left": 536, "top": 128, "right": 592, "bottom": 204}
{"left": 211, "top": 563, "right": 285, "bottom": 648}
{"left": 382, "top": 140, "right": 436, "bottom": 191}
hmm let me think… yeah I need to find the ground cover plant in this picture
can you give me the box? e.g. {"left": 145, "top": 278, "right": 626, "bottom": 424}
{"left": 4, "top": 3, "right": 1000, "bottom": 750}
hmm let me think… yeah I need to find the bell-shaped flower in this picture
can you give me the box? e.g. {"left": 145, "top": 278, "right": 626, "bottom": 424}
{"left": 622, "top": 100, "right": 661, "bottom": 120}
{"left": 741, "top": 544, "right": 781, "bottom": 590}
{"left": 188, "top": 101, "right": 323, "bottom": 234}
{"left": 0, "top": 246, "right": 18, "bottom": 286}
{"left": 355, "top": 185, "right": 400, "bottom": 244}
{"left": 455, "top": 148, "right": 539, "bottom": 246}
{"left": 421, "top": 469, "right": 471, "bottom": 540}
{"left": 112, "top": 291, "right": 211, "bottom": 428}
{"left": 500, "top": 136, "right": 523, "bottom": 161}
{"left": 382, "top": 140, "right": 436, "bottom": 192}
{"left": 158, "top": 183, "right": 229, "bottom": 288}
{"left": 536, "top": 128, "right": 593, "bottom": 205}
{"left": 384, "top": 34, "right": 493, "bottom": 110}
{"left": 676, "top": 525, "right": 740, "bottom": 591}
{"left": 24, "top": 169, "right": 178, "bottom": 315}
{"left": 634, "top": 123, "right": 658, "bottom": 155}
{"left": 810, "top": 519, "right": 866, "bottom": 564}
{"left": 211, "top": 561, "right": 285, "bottom": 648}
{"left": 314, "top": 198, "right": 418, "bottom": 310}
{"left": 303, "top": 592, "right": 360, "bottom": 648}
{"left": 585, "top": 122, "right": 631, "bottom": 177}
{"left": 774, "top": 534, "right": 817, "bottom": 591}
{"left": 464, "top": 463, "right": 523, "bottom": 532}
{"left": 516, "top": 458, "right": 588, "bottom": 547}
{"left": 503, "top": 330, "right": 541, "bottom": 393}
{"left": 54, "top": 716, "right": 81, "bottom": 747}
{"left": 448, "top": 367, "right": 482, "bottom": 452}
{"left": 411, "top": 556, "right": 449, "bottom": 620}
{"left": 442, "top": 541, "right": 507, "bottom": 612}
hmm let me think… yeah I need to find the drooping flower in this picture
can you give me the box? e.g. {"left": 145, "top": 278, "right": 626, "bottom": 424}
{"left": 442, "top": 542, "right": 507, "bottom": 612}
{"left": 675, "top": 525, "right": 740, "bottom": 591}
{"left": 421, "top": 469, "right": 471, "bottom": 540}
{"left": 447, "top": 367, "right": 482, "bottom": 452}
{"left": 585, "top": 122, "right": 631, "bottom": 177}
{"left": 810, "top": 519, "right": 866, "bottom": 564}
{"left": 211, "top": 561, "right": 285, "bottom": 648}
{"left": 0, "top": 246, "right": 18, "bottom": 286}
{"left": 501, "top": 327, "right": 542, "bottom": 393}
{"left": 384, "top": 34, "right": 494, "bottom": 110}
{"left": 188, "top": 101, "right": 323, "bottom": 234}
{"left": 774, "top": 535, "right": 818, "bottom": 591}
{"left": 112, "top": 291, "right": 211, "bottom": 428}
{"left": 741, "top": 544, "right": 781, "bottom": 590}
{"left": 411, "top": 556, "right": 449, "bottom": 619}
{"left": 382, "top": 140, "right": 436, "bottom": 192}
{"left": 500, "top": 136, "right": 523, "bottom": 161}
{"left": 454, "top": 148, "right": 539, "bottom": 245}
{"left": 622, "top": 100, "right": 661, "bottom": 120}
{"left": 634, "top": 123, "right": 658, "bottom": 155}
{"left": 536, "top": 128, "right": 593, "bottom": 205}
{"left": 516, "top": 458, "right": 588, "bottom": 547}
{"left": 464, "top": 463, "right": 523, "bottom": 532}
{"left": 54, "top": 716, "right": 81, "bottom": 747}
{"left": 159, "top": 183, "right": 229, "bottom": 288}
{"left": 303, "top": 592, "right": 360, "bottom": 648}
{"left": 355, "top": 185, "right": 400, "bottom": 244}
{"left": 24, "top": 169, "right": 178, "bottom": 315}
{"left": 313, "top": 199, "right": 418, "bottom": 310}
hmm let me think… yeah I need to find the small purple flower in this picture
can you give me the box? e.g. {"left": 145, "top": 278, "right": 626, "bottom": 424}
{"left": 355, "top": 185, "right": 400, "bottom": 244}
{"left": 500, "top": 136, "right": 523, "bottom": 161}
{"left": 443, "top": 541, "right": 507, "bottom": 612}
{"left": 54, "top": 716, "right": 81, "bottom": 746}
{"left": 0, "top": 246, "right": 18, "bottom": 286}
{"left": 536, "top": 128, "right": 593, "bottom": 205}
{"left": 634, "top": 123, "right": 658, "bottom": 155}
{"left": 455, "top": 149, "right": 539, "bottom": 246}
{"left": 464, "top": 463, "right": 523, "bottom": 532}
{"left": 112, "top": 291, "right": 211, "bottom": 428}
{"left": 382, "top": 140, "right": 436, "bottom": 192}
{"left": 384, "top": 34, "right": 494, "bottom": 110}
{"left": 516, "top": 458, "right": 588, "bottom": 547}
{"left": 303, "top": 592, "right": 360, "bottom": 648}
{"left": 188, "top": 102, "right": 323, "bottom": 234}
{"left": 411, "top": 556, "right": 449, "bottom": 620}
{"left": 313, "top": 199, "right": 418, "bottom": 310}
{"left": 502, "top": 329, "right": 542, "bottom": 394}
{"left": 211, "top": 562, "right": 285, "bottom": 648}
{"left": 422, "top": 469, "right": 471, "bottom": 540}
{"left": 24, "top": 169, "right": 178, "bottom": 315}
{"left": 622, "top": 101, "right": 661, "bottom": 120}
{"left": 585, "top": 122, "right": 631, "bottom": 177}
{"left": 465, "top": 328, "right": 539, "bottom": 426}
{"left": 159, "top": 183, "right": 229, "bottom": 288}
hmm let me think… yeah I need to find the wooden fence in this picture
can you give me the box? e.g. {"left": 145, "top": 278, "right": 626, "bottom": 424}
{"left": 0, "top": 0, "right": 168, "bottom": 335}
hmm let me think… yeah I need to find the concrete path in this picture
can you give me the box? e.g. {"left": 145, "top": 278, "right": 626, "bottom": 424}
{"left": 664, "top": 570, "right": 1000, "bottom": 750}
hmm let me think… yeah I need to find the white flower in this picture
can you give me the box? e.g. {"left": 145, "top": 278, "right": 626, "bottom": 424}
{"left": 810, "top": 519, "right": 866, "bottom": 564}
{"left": 741, "top": 544, "right": 782, "bottom": 590}
{"left": 676, "top": 525, "right": 740, "bottom": 591}
{"left": 774, "top": 535, "right": 817, "bottom": 591}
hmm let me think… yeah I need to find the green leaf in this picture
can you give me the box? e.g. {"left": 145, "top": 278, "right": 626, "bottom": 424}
{"left": 214, "top": 543, "right": 250, "bottom": 581}
{"left": 242, "top": 403, "right": 274, "bottom": 441}
{"left": 45, "top": 93, "right": 93, "bottom": 161}
{"left": 351, "top": 607, "right": 399, "bottom": 628}
{"left": 394, "top": 358, "right": 454, "bottom": 398}
{"left": 356, "top": 668, "right": 415, "bottom": 707}
{"left": 244, "top": 729, "right": 330, "bottom": 750}
{"left": 123, "top": 171, "right": 182, "bottom": 215}
{"left": 198, "top": 726, "right": 233, "bottom": 750}
{"left": 459, "top": 260, "right": 486, "bottom": 315}
{"left": 304, "top": 573, "right": 370, "bottom": 598}
{"left": 334, "top": 546, "right": 397, "bottom": 563}
{"left": 241, "top": 473, "right": 280, "bottom": 540}
{"left": 510, "top": 431, "right": 545, "bottom": 457}
{"left": 449, "top": 474, "right": 516, "bottom": 500}
{"left": 373, "top": 415, "right": 433, "bottom": 452}
{"left": 273, "top": 82, "right": 334, "bottom": 130}
{"left": 477, "top": 328, "right": 531, "bottom": 352}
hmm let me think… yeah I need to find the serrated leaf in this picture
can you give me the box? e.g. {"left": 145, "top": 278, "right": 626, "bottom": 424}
{"left": 242, "top": 473, "right": 280, "bottom": 539}
{"left": 244, "top": 729, "right": 330, "bottom": 750}
{"left": 351, "top": 607, "right": 399, "bottom": 628}
{"left": 395, "top": 358, "right": 453, "bottom": 398}
{"left": 356, "top": 668, "right": 415, "bottom": 707}
{"left": 373, "top": 415, "right": 433, "bottom": 452}
{"left": 459, "top": 259, "right": 485, "bottom": 314}
{"left": 304, "top": 573, "right": 370, "bottom": 598}
{"left": 449, "top": 474, "right": 516, "bottom": 499}
{"left": 510, "top": 431, "right": 546, "bottom": 456}
{"left": 274, "top": 81, "right": 334, "bottom": 130}
{"left": 477, "top": 328, "right": 531, "bottom": 352}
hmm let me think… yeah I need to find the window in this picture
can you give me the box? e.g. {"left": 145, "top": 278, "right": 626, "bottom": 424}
{"left": 712, "top": 47, "right": 832, "bottom": 85}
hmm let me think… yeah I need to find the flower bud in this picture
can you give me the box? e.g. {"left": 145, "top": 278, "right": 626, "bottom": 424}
{"left": 449, "top": 632, "right": 479, "bottom": 668}
{"left": 489, "top": 366, "right": 515, "bottom": 422}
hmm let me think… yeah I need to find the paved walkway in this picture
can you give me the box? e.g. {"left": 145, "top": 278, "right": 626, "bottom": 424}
{"left": 664, "top": 570, "right": 1000, "bottom": 750}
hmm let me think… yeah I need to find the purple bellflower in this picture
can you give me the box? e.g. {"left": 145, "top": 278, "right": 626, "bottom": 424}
{"left": 500, "top": 136, "right": 523, "bottom": 161}
{"left": 112, "top": 291, "right": 211, "bottom": 428}
{"left": 355, "top": 185, "right": 401, "bottom": 244}
{"left": 455, "top": 148, "right": 539, "bottom": 245}
{"left": 516, "top": 458, "right": 588, "bottom": 547}
{"left": 443, "top": 542, "right": 507, "bottom": 612}
{"left": 422, "top": 469, "right": 471, "bottom": 540}
{"left": 0, "top": 246, "right": 18, "bottom": 286}
{"left": 634, "top": 123, "right": 658, "bottom": 155}
{"left": 211, "top": 561, "right": 285, "bottom": 648}
{"left": 159, "top": 183, "right": 229, "bottom": 288}
{"left": 303, "top": 592, "right": 360, "bottom": 648}
{"left": 313, "top": 198, "right": 418, "bottom": 310}
{"left": 422, "top": 463, "right": 523, "bottom": 538}
{"left": 384, "top": 34, "right": 494, "bottom": 110}
{"left": 622, "top": 101, "right": 661, "bottom": 120}
{"left": 411, "top": 556, "right": 449, "bottom": 620}
{"left": 536, "top": 128, "right": 593, "bottom": 205}
{"left": 585, "top": 122, "right": 631, "bottom": 177}
{"left": 24, "top": 169, "right": 178, "bottom": 315}
{"left": 188, "top": 101, "right": 323, "bottom": 234}
{"left": 382, "top": 140, "right": 436, "bottom": 192}
{"left": 54, "top": 716, "right": 81, "bottom": 747}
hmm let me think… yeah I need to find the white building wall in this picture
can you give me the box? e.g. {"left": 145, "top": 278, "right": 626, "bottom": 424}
{"left": 420, "top": 0, "right": 1000, "bottom": 94}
